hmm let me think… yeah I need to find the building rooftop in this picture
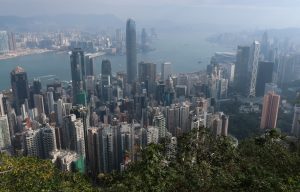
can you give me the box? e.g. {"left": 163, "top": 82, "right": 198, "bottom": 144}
{"left": 11, "top": 66, "right": 25, "bottom": 74}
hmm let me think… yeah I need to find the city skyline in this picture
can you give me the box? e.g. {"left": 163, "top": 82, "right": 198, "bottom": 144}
{"left": 1, "top": 6, "right": 300, "bottom": 190}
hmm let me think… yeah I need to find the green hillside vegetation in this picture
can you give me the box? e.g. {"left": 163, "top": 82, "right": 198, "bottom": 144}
{"left": 0, "top": 154, "right": 97, "bottom": 192}
{"left": 1, "top": 128, "right": 300, "bottom": 192}
{"left": 100, "top": 128, "right": 300, "bottom": 192}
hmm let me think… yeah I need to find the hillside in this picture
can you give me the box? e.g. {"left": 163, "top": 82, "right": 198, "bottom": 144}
{"left": 1, "top": 128, "right": 300, "bottom": 191}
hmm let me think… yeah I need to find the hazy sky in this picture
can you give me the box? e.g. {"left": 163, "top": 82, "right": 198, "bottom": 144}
{"left": 1, "top": 0, "right": 300, "bottom": 29}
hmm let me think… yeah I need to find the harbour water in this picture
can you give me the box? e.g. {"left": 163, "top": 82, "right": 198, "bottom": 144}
{"left": 0, "top": 31, "right": 232, "bottom": 90}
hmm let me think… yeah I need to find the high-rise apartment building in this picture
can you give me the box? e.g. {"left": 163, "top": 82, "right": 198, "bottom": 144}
{"left": 126, "top": 19, "right": 137, "bottom": 84}
{"left": 24, "top": 125, "right": 57, "bottom": 158}
{"left": 153, "top": 113, "right": 166, "bottom": 139}
{"left": 260, "top": 92, "right": 280, "bottom": 129}
{"left": 0, "top": 93, "right": 5, "bottom": 116}
{"left": 0, "top": 115, "right": 11, "bottom": 150}
{"left": 146, "top": 126, "right": 159, "bottom": 144}
{"left": 41, "top": 126, "right": 57, "bottom": 158}
{"left": 24, "top": 129, "right": 41, "bottom": 157}
{"left": 61, "top": 114, "right": 85, "bottom": 156}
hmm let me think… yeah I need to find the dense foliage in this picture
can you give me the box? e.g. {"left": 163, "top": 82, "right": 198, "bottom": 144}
{"left": 1, "top": 129, "right": 300, "bottom": 191}
{"left": 0, "top": 154, "right": 97, "bottom": 192}
{"left": 100, "top": 128, "right": 300, "bottom": 191}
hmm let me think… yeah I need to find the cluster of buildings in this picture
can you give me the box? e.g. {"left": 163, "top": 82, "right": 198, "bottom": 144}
{"left": 0, "top": 26, "right": 155, "bottom": 57}
{"left": 0, "top": 31, "right": 16, "bottom": 53}
{"left": 0, "top": 19, "right": 228, "bottom": 176}
{"left": 2, "top": 19, "right": 300, "bottom": 177}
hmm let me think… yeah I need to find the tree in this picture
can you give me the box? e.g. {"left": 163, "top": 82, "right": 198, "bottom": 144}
{"left": 0, "top": 154, "right": 97, "bottom": 192}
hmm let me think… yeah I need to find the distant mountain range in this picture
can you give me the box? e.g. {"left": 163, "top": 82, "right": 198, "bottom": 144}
{"left": 0, "top": 14, "right": 124, "bottom": 32}
{"left": 0, "top": 14, "right": 239, "bottom": 34}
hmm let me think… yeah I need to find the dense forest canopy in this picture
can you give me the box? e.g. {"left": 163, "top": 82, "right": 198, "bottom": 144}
{"left": 1, "top": 128, "right": 300, "bottom": 192}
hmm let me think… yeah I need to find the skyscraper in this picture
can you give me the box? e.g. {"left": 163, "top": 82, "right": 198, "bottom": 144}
{"left": 179, "top": 105, "right": 190, "bottom": 133}
{"left": 24, "top": 129, "right": 40, "bottom": 157}
{"left": 161, "top": 62, "right": 172, "bottom": 81}
{"left": 33, "top": 94, "right": 45, "bottom": 115}
{"left": 61, "top": 114, "right": 85, "bottom": 156}
{"left": 102, "top": 59, "right": 112, "bottom": 76}
{"left": 46, "top": 91, "right": 55, "bottom": 114}
{"left": 87, "top": 127, "right": 100, "bottom": 176}
{"left": 138, "top": 61, "right": 156, "bottom": 94}
{"left": 0, "top": 93, "right": 4, "bottom": 116}
{"left": 32, "top": 79, "right": 42, "bottom": 94}
{"left": 11, "top": 66, "right": 30, "bottom": 115}
{"left": 0, "top": 31, "right": 9, "bottom": 54}
{"left": 70, "top": 48, "right": 86, "bottom": 105}
{"left": 0, "top": 115, "right": 11, "bottom": 150}
{"left": 261, "top": 32, "right": 269, "bottom": 60}
{"left": 235, "top": 46, "right": 250, "bottom": 95}
{"left": 260, "top": 92, "right": 280, "bottom": 129}
{"left": 7, "top": 32, "right": 16, "bottom": 51}
{"left": 256, "top": 61, "right": 274, "bottom": 97}
{"left": 141, "top": 28, "right": 148, "bottom": 52}
{"left": 41, "top": 125, "right": 57, "bottom": 159}
{"left": 85, "top": 54, "right": 94, "bottom": 76}
{"left": 248, "top": 41, "right": 260, "bottom": 97}
{"left": 235, "top": 41, "right": 260, "bottom": 97}
{"left": 153, "top": 113, "right": 166, "bottom": 139}
{"left": 126, "top": 19, "right": 137, "bottom": 84}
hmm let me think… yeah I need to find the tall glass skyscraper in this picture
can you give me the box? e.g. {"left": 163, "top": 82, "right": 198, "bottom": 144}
{"left": 235, "top": 46, "right": 250, "bottom": 96}
{"left": 126, "top": 19, "right": 137, "bottom": 84}
{"left": 101, "top": 59, "right": 112, "bottom": 76}
{"left": 70, "top": 48, "right": 86, "bottom": 105}
{"left": 10, "top": 66, "right": 29, "bottom": 115}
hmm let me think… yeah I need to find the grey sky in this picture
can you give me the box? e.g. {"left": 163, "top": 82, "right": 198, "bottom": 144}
{"left": 1, "top": 0, "right": 300, "bottom": 29}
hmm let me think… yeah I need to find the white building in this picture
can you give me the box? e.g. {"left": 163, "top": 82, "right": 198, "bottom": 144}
{"left": 51, "top": 150, "right": 80, "bottom": 172}
{"left": 24, "top": 129, "right": 41, "bottom": 157}
{"left": 146, "top": 126, "right": 159, "bottom": 144}
{"left": 153, "top": 113, "right": 166, "bottom": 139}
{"left": 0, "top": 115, "right": 11, "bottom": 150}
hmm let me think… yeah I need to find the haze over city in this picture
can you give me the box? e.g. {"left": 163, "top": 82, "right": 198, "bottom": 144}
{"left": 2, "top": 0, "right": 300, "bottom": 29}
{"left": 1, "top": 1, "right": 300, "bottom": 191}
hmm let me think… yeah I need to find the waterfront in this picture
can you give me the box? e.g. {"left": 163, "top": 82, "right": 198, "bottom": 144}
{"left": 0, "top": 49, "right": 52, "bottom": 60}
{"left": 0, "top": 31, "right": 232, "bottom": 90}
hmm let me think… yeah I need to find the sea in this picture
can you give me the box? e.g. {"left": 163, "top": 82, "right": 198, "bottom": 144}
{"left": 0, "top": 31, "right": 233, "bottom": 90}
